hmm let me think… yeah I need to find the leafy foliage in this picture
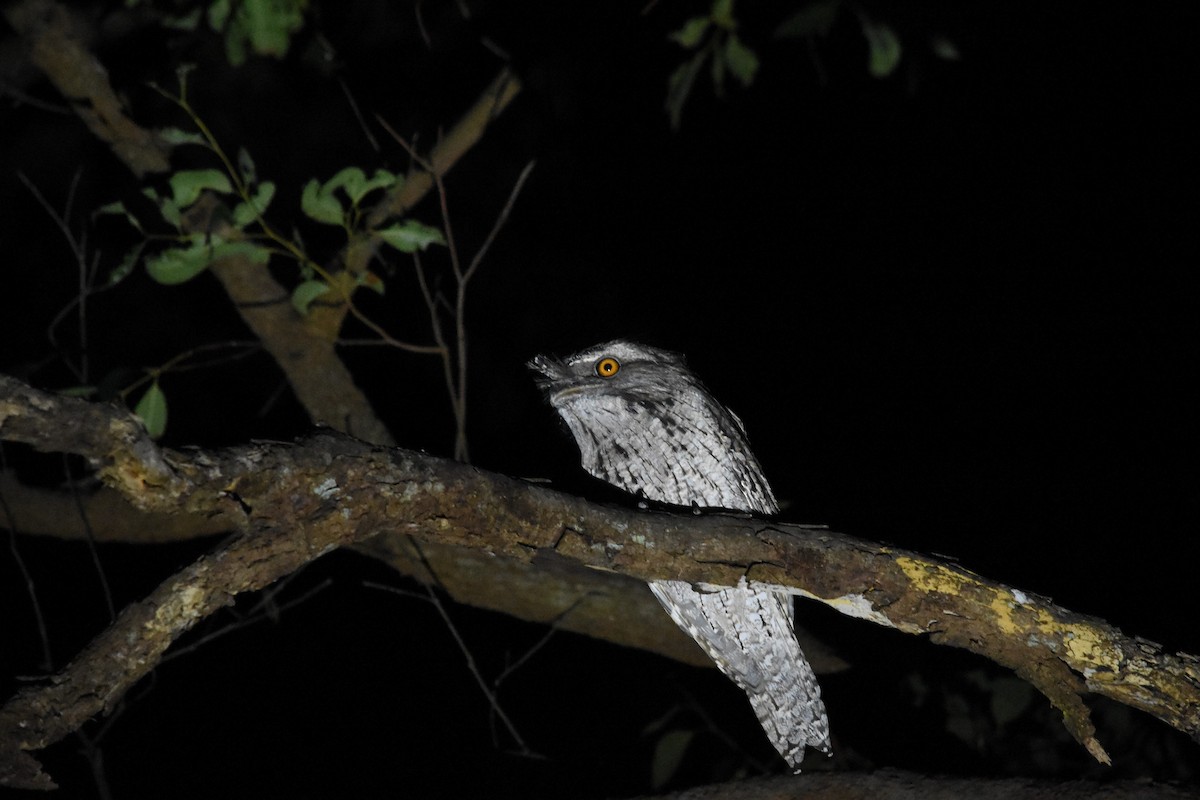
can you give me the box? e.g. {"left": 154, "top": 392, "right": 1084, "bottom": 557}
{"left": 129, "top": 0, "right": 310, "bottom": 66}
{"left": 133, "top": 380, "right": 168, "bottom": 439}
{"left": 90, "top": 73, "right": 447, "bottom": 433}
{"left": 666, "top": 0, "right": 759, "bottom": 130}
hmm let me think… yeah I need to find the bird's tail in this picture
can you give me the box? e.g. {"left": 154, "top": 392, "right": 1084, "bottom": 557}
{"left": 649, "top": 578, "right": 831, "bottom": 770}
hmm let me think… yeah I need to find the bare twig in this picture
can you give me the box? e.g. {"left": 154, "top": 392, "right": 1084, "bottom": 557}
{"left": 404, "top": 537, "right": 538, "bottom": 757}
{"left": 376, "top": 121, "right": 535, "bottom": 461}
{"left": 367, "top": 68, "right": 521, "bottom": 228}
{"left": 161, "top": 575, "right": 333, "bottom": 665}
{"left": 448, "top": 160, "right": 536, "bottom": 459}
{"left": 0, "top": 447, "right": 54, "bottom": 672}
{"left": 17, "top": 170, "right": 95, "bottom": 383}
{"left": 336, "top": 76, "right": 381, "bottom": 153}
{"left": 63, "top": 453, "right": 115, "bottom": 623}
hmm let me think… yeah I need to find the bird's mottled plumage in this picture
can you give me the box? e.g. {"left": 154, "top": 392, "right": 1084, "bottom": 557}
{"left": 529, "top": 340, "right": 831, "bottom": 769}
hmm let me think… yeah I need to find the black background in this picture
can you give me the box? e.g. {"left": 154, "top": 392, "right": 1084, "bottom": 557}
{"left": 2, "top": 1, "right": 1198, "bottom": 796}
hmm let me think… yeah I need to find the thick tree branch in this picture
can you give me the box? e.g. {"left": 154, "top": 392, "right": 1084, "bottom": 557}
{"left": 2, "top": 0, "right": 170, "bottom": 176}
{"left": 649, "top": 769, "right": 1200, "bottom": 800}
{"left": 365, "top": 68, "right": 522, "bottom": 229}
{"left": 2, "top": 374, "right": 1199, "bottom": 790}
{"left": 1, "top": 469, "right": 851, "bottom": 674}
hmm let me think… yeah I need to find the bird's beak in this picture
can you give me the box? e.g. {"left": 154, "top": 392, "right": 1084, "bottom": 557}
{"left": 527, "top": 353, "right": 565, "bottom": 380}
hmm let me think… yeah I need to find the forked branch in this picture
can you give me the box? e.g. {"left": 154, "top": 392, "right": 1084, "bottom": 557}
{"left": 2, "top": 374, "right": 1198, "bottom": 790}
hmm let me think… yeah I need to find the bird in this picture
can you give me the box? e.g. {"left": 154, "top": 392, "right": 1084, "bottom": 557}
{"left": 528, "top": 339, "right": 830, "bottom": 770}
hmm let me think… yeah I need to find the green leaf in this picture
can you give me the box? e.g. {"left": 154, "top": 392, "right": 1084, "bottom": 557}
{"left": 375, "top": 220, "right": 446, "bottom": 253}
{"left": 108, "top": 242, "right": 146, "bottom": 286}
{"left": 775, "top": 0, "right": 842, "bottom": 39}
{"left": 710, "top": 0, "right": 735, "bottom": 30}
{"left": 207, "top": 0, "right": 231, "bottom": 30}
{"left": 348, "top": 169, "right": 399, "bottom": 204}
{"left": 145, "top": 238, "right": 217, "bottom": 285}
{"left": 94, "top": 200, "right": 144, "bottom": 233}
{"left": 323, "top": 166, "right": 366, "bottom": 200}
{"left": 163, "top": 7, "right": 202, "bottom": 30}
{"left": 142, "top": 186, "right": 182, "bottom": 227}
{"left": 211, "top": 240, "right": 272, "bottom": 265}
{"left": 670, "top": 17, "right": 711, "bottom": 49}
{"left": 158, "top": 197, "right": 182, "bottom": 228}
{"left": 724, "top": 34, "right": 758, "bottom": 86}
{"left": 169, "top": 168, "right": 233, "bottom": 208}
{"left": 240, "top": 0, "right": 307, "bottom": 59}
{"left": 357, "top": 271, "right": 385, "bottom": 295}
{"left": 666, "top": 49, "right": 709, "bottom": 131}
{"left": 158, "top": 127, "right": 208, "bottom": 147}
{"left": 237, "top": 147, "right": 258, "bottom": 186}
{"left": 232, "top": 181, "right": 276, "bottom": 228}
{"left": 710, "top": 37, "right": 728, "bottom": 96}
{"left": 291, "top": 280, "right": 330, "bottom": 315}
{"left": 650, "top": 730, "right": 695, "bottom": 789}
{"left": 301, "top": 178, "right": 344, "bottom": 225}
{"left": 134, "top": 381, "right": 168, "bottom": 439}
{"left": 863, "top": 19, "right": 902, "bottom": 77}
{"left": 224, "top": 28, "right": 248, "bottom": 66}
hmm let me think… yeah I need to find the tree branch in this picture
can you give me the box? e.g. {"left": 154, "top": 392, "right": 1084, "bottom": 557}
{"left": 2, "top": 0, "right": 170, "bottom": 177}
{"left": 1, "top": 468, "right": 845, "bottom": 674}
{"left": 2, "top": 374, "right": 1198, "bottom": 789}
{"left": 647, "top": 769, "right": 1200, "bottom": 800}
{"left": 6, "top": 0, "right": 521, "bottom": 450}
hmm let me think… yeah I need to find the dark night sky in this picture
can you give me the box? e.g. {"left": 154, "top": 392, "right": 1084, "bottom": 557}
{"left": 2, "top": 1, "right": 1198, "bottom": 796}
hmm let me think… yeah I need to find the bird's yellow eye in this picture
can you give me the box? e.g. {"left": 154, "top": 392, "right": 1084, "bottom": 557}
{"left": 595, "top": 357, "right": 620, "bottom": 378}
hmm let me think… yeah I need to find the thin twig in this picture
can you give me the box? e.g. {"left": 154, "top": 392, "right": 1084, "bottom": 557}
{"left": 461, "top": 161, "right": 536, "bottom": 286}
{"left": 75, "top": 726, "right": 114, "bottom": 800}
{"left": 0, "top": 446, "right": 54, "bottom": 671}
{"left": 337, "top": 74, "right": 381, "bottom": 153}
{"left": 362, "top": 580, "right": 432, "bottom": 604}
{"left": 493, "top": 591, "right": 588, "bottom": 688}
{"left": 677, "top": 686, "right": 774, "bottom": 775}
{"left": 448, "top": 160, "right": 536, "bottom": 460}
{"left": 63, "top": 453, "right": 115, "bottom": 623}
{"left": 402, "top": 537, "right": 537, "bottom": 756}
{"left": 379, "top": 121, "right": 534, "bottom": 461}
{"left": 413, "top": 251, "right": 459, "bottom": 449}
{"left": 160, "top": 575, "right": 332, "bottom": 665}
{"left": 18, "top": 170, "right": 93, "bottom": 383}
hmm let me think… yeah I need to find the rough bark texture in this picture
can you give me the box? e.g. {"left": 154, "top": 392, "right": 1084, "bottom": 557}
{"left": 648, "top": 770, "right": 1200, "bottom": 800}
{"left": 3, "top": 374, "right": 1199, "bottom": 789}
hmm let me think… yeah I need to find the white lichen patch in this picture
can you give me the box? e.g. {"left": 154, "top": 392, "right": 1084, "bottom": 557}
{"left": 313, "top": 477, "right": 340, "bottom": 500}
{"left": 146, "top": 583, "right": 207, "bottom": 634}
{"left": 400, "top": 479, "right": 444, "bottom": 501}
